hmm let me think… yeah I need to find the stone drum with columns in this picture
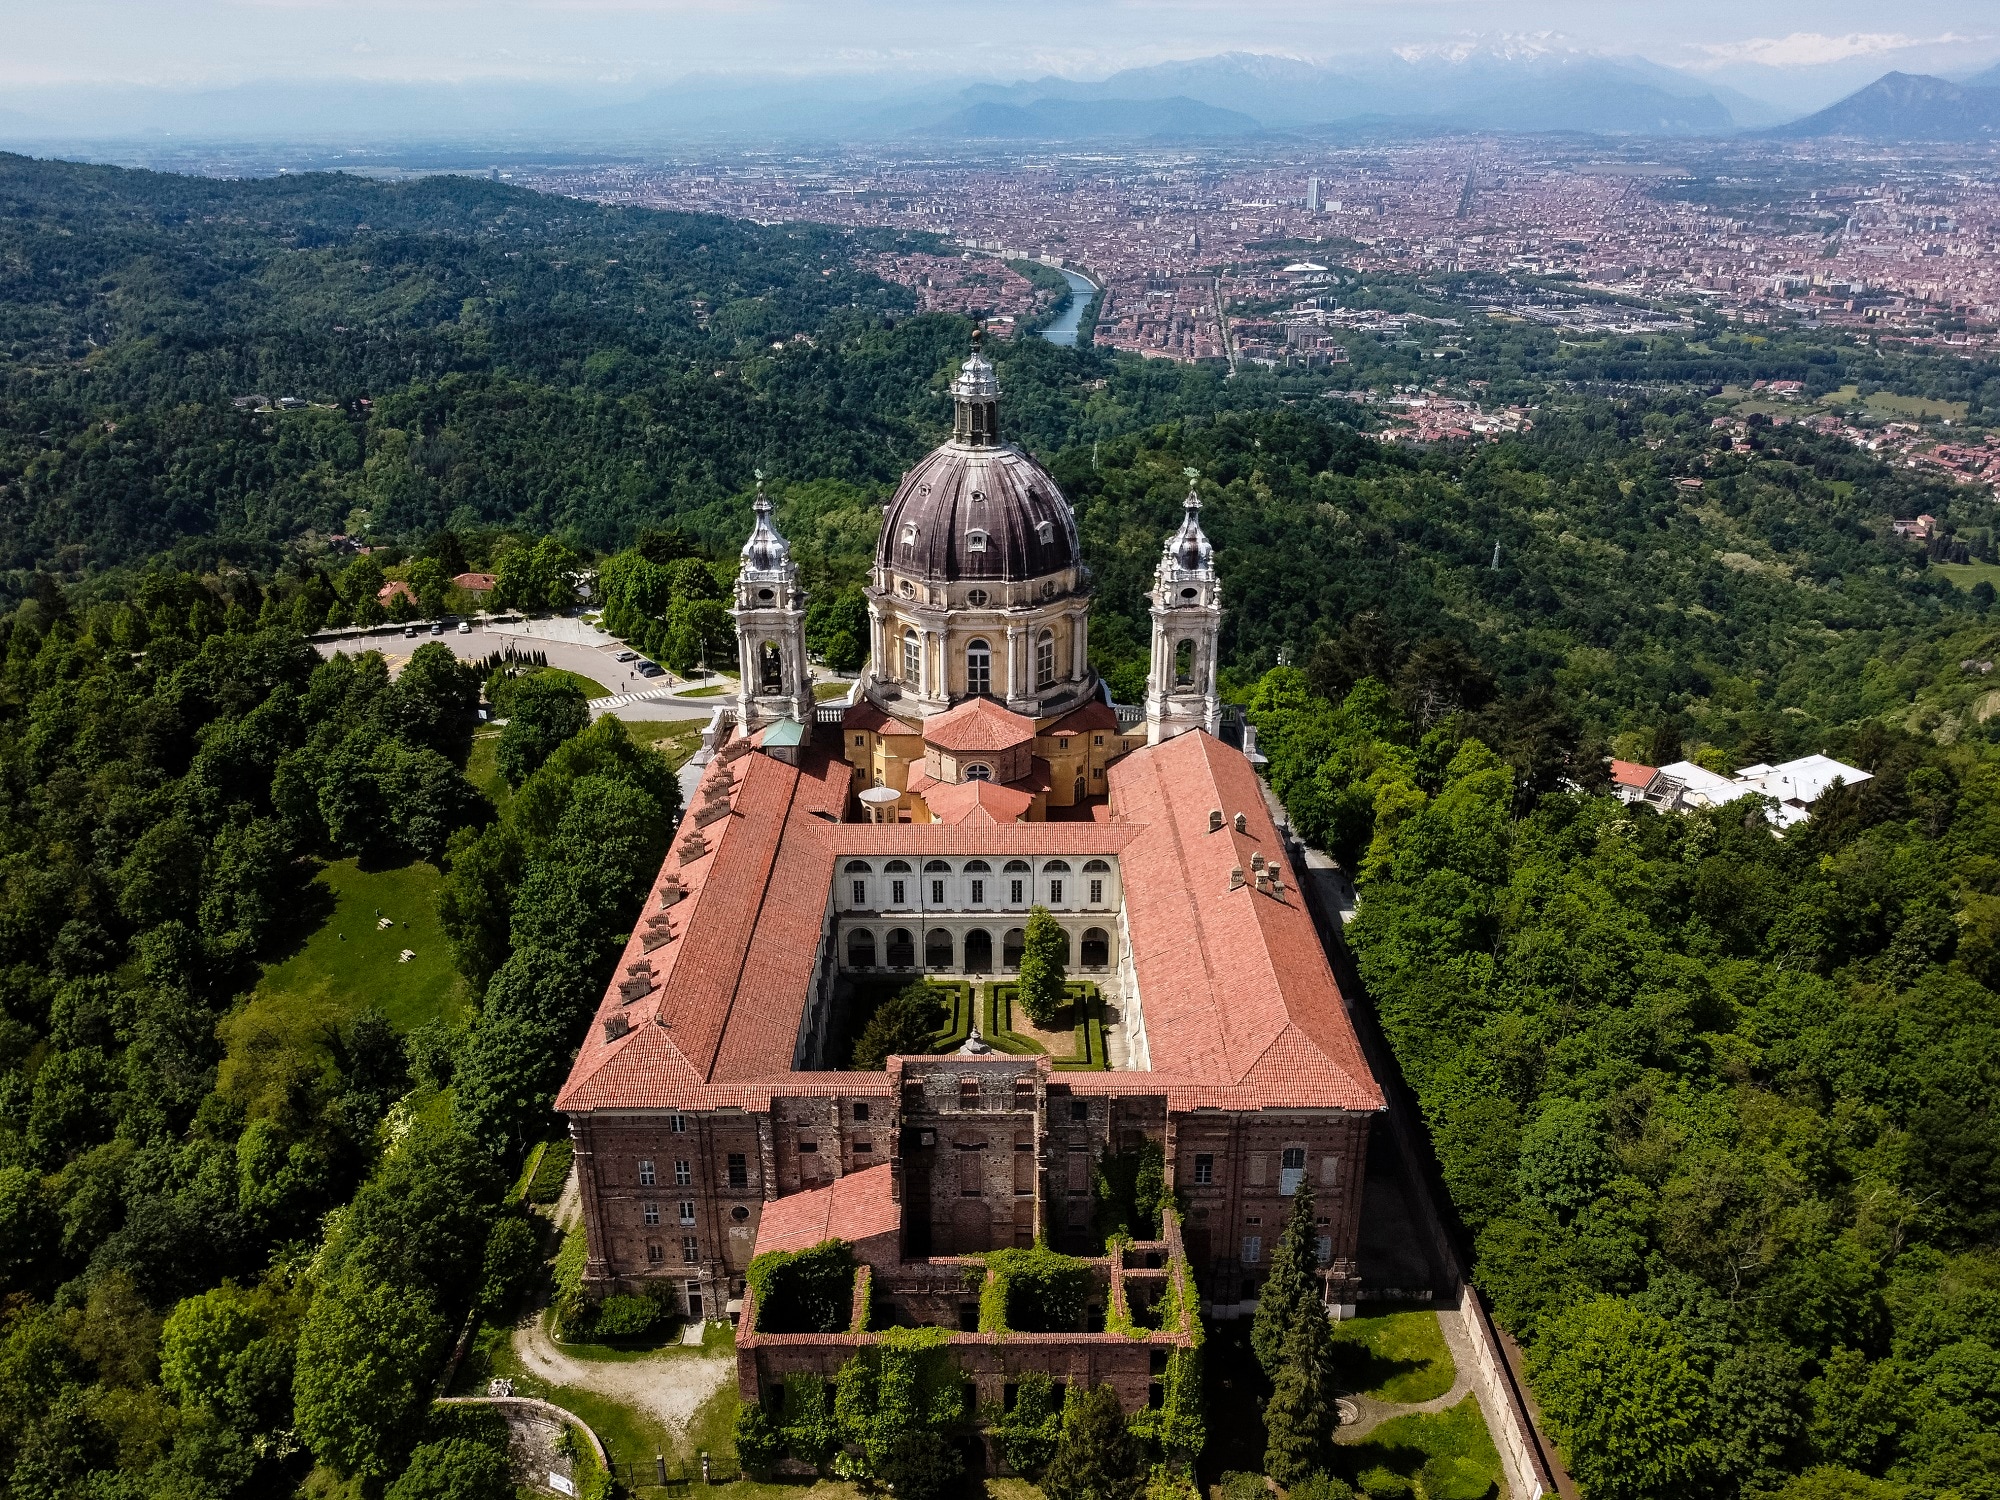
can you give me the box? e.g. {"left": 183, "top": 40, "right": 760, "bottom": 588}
{"left": 554, "top": 338, "right": 1388, "bottom": 1406}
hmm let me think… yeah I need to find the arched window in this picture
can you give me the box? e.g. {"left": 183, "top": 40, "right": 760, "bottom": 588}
{"left": 1044, "top": 860, "right": 1072, "bottom": 872}
{"left": 925, "top": 928, "right": 954, "bottom": 969}
{"left": 1003, "top": 859, "right": 1031, "bottom": 873}
{"left": 900, "top": 523, "right": 918, "bottom": 558}
{"left": 924, "top": 860, "right": 951, "bottom": 874}
{"left": 964, "top": 860, "right": 992, "bottom": 873}
{"left": 1174, "top": 639, "right": 1195, "bottom": 687}
{"left": 1082, "top": 859, "right": 1110, "bottom": 872}
{"left": 848, "top": 929, "right": 877, "bottom": 967}
{"left": 1081, "top": 928, "right": 1110, "bottom": 969}
{"left": 1073, "top": 777, "right": 1086, "bottom": 803}
{"left": 1035, "top": 519, "right": 1054, "bottom": 544}
{"left": 759, "top": 640, "right": 784, "bottom": 692}
{"left": 1036, "top": 630, "right": 1056, "bottom": 688}
{"left": 884, "top": 860, "right": 912, "bottom": 873}
{"left": 966, "top": 638, "right": 991, "bottom": 697}
{"left": 964, "top": 929, "right": 993, "bottom": 973}
{"left": 903, "top": 631, "right": 921, "bottom": 685}
{"left": 1002, "top": 928, "right": 1026, "bottom": 969}
{"left": 845, "top": 860, "right": 873, "bottom": 873}
{"left": 966, "top": 529, "right": 989, "bottom": 553}
{"left": 965, "top": 764, "right": 992, "bottom": 781}
{"left": 885, "top": 929, "right": 916, "bottom": 967}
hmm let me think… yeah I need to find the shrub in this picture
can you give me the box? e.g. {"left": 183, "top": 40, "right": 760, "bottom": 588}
{"left": 748, "top": 1239, "right": 857, "bottom": 1334}
{"left": 998, "top": 1371, "right": 1063, "bottom": 1477}
{"left": 1355, "top": 1469, "right": 1411, "bottom": 1499}
{"left": 735, "top": 1404, "right": 783, "bottom": 1475}
{"left": 983, "top": 1245, "right": 1094, "bottom": 1333}
{"left": 850, "top": 983, "right": 945, "bottom": 1070}
{"left": 1290, "top": 1472, "right": 1359, "bottom": 1500}
{"left": 1219, "top": 1473, "right": 1268, "bottom": 1500}
{"left": 526, "top": 1139, "right": 573, "bottom": 1203}
{"left": 589, "top": 1293, "right": 666, "bottom": 1338}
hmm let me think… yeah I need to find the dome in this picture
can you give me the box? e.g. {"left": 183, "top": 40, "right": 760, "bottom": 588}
{"left": 879, "top": 445, "right": 1078, "bottom": 584}
{"left": 876, "top": 335, "right": 1079, "bottom": 585}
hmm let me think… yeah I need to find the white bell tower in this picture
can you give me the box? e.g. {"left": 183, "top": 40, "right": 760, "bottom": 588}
{"left": 731, "top": 473, "right": 815, "bottom": 738}
{"left": 1145, "top": 470, "right": 1222, "bottom": 745}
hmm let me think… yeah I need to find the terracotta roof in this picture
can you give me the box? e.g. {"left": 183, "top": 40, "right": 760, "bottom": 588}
{"left": 452, "top": 572, "right": 497, "bottom": 592}
{"left": 1107, "top": 732, "right": 1384, "bottom": 1111}
{"left": 377, "top": 580, "right": 417, "bottom": 605}
{"left": 752, "top": 1164, "right": 900, "bottom": 1257}
{"left": 920, "top": 778, "right": 1035, "bottom": 825}
{"left": 1043, "top": 700, "right": 1120, "bottom": 734}
{"left": 557, "top": 728, "right": 1382, "bottom": 1119}
{"left": 843, "top": 699, "right": 922, "bottom": 736}
{"left": 1609, "top": 759, "right": 1657, "bottom": 789}
{"left": 923, "top": 697, "right": 1036, "bottom": 753}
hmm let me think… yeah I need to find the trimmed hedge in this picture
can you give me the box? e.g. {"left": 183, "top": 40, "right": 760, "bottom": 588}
{"left": 526, "top": 1138, "right": 573, "bottom": 1204}
{"left": 987, "top": 981, "right": 1107, "bottom": 1070}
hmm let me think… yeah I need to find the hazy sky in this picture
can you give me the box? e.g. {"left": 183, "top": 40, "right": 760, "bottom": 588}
{"left": 0, "top": 0, "right": 1991, "bottom": 86}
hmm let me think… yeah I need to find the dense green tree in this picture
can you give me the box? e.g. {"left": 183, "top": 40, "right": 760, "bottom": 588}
{"left": 1017, "top": 906, "right": 1069, "bottom": 1026}
{"left": 292, "top": 1272, "right": 450, "bottom": 1483}
{"left": 495, "top": 675, "right": 589, "bottom": 787}
{"left": 1252, "top": 1180, "right": 1323, "bottom": 1380}
{"left": 385, "top": 1436, "right": 515, "bottom": 1500}
{"left": 1043, "top": 1384, "right": 1145, "bottom": 1500}
{"left": 1264, "top": 1307, "right": 1340, "bottom": 1488}
{"left": 849, "top": 984, "right": 943, "bottom": 1069}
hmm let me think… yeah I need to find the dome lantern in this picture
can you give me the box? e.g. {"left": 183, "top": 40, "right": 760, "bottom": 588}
{"left": 950, "top": 327, "right": 1000, "bottom": 447}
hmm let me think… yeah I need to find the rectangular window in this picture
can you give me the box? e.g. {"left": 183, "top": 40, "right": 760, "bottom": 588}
{"left": 1089, "top": 879, "right": 1103, "bottom": 903}
{"left": 1094, "top": 735, "right": 1105, "bottom": 746}
{"left": 674, "top": 1159, "right": 691, "bottom": 1186}
{"left": 1066, "top": 1148, "right": 1090, "bottom": 1196}
{"left": 727, "top": 1153, "right": 748, "bottom": 1190}
{"left": 959, "top": 1151, "right": 982, "bottom": 1198}
{"left": 1010, "top": 879, "right": 1024, "bottom": 904}
{"left": 853, "top": 1103, "right": 870, "bottom": 1122}
{"left": 1058, "top": 737, "right": 1070, "bottom": 749}
{"left": 1280, "top": 1147, "right": 1307, "bottom": 1197}
{"left": 1049, "top": 880, "right": 1063, "bottom": 903}
{"left": 854, "top": 1140, "right": 872, "bottom": 1153}
{"left": 1093, "top": 766, "right": 1104, "bottom": 779}
{"left": 1243, "top": 1235, "right": 1263, "bottom": 1264}
{"left": 682, "top": 1236, "right": 700, "bottom": 1264}
{"left": 670, "top": 1113, "right": 687, "bottom": 1133}
{"left": 1193, "top": 1154, "right": 1213, "bottom": 1185}
{"left": 680, "top": 1201, "right": 696, "bottom": 1225}
{"left": 1037, "top": 637, "right": 1055, "bottom": 687}
{"left": 971, "top": 879, "right": 985, "bottom": 904}
{"left": 960, "top": 1080, "right": 981, "bottom": 1111}
{"left": 647, "top": 1243, "right": 664, "bottom": 1264}
{"left": 643, "top": 1202, "right": 660, "bottom": 1225}
{"left": 1317, "top": 1235, "right": 1333, "bottom": 1265}
{"left": 931, "top": 879, "right": 944, "bottom": 904}
{"left": 855, "top": 734, "right": 865, "bottom": 746}
{"left": 638, "top": 1159, "right": 656, "bottom": 1187}
{"left": 853, "top": 880, "right": 866, "bottom": 904}
{"left": 798, "top": 1140, "right": 818, "bottom": 1153}
{"left": 892, "top": 880, "right": 906, "bottom": 905}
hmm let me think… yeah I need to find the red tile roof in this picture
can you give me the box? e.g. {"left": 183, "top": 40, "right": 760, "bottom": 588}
{"left": 920, "top": 778, "right": 1035, "bottom": 825}
{"left": 1043, "top": 700, "right": 1120, "bottom": 734}
{"left": 453, "top": 572, "right": 498, "bottom": 592}
{"left": 1610, "top": 759, "right": 1657, "bottom": 790}
{"left": 843, "top": 700, "right": 922, "bottom": 736}
{"left": 556, "top": 728, "right": 1382, "bottom": 1119}
{"left": 923, "top": 697, "right": 1035, "bottom": 753}
{"left": 752, "top": 1164, "right": 900, "bottom": 1257}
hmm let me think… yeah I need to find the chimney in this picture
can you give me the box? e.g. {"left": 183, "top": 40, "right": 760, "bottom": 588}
{"left": 1229, "top": 866, "right": 1245, "bottom": 890}
{"left": 1209, "top": 808, "right": 1224, "bottom": 832}
{"left": 1255, "top": 871, "right": 1272, "bottom": 894}
{"left": 1250, "top": 852, "right": 1266, "bottom": 873}
{"left": 603, "top": 1013, "right": 632, "bottom": 1042}
{"left": 1233, "top": 812, "right": 1248, "bottom": 833}
{"left": 1269, "top": 869, "right": 1284, "bottom": 897}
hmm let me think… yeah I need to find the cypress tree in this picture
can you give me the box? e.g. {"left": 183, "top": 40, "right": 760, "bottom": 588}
{"left": 1043, "top": 1384, "right": 1145, "bottom": 1500}
{"left": 1263, "top": 1301, "right": 1339, "bottom": 1487}
{"left": 1251, "top": 1180, "right": 1322, "bottom": 1379}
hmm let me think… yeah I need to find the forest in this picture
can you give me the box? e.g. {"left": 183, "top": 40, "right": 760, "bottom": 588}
{"left": 0, "top": 151, "right": 1994, "bottom": 1500}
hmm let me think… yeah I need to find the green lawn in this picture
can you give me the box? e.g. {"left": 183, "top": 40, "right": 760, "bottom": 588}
{"left": 677, "top": 684, "right": 729, "bottom": 698}
{"left": 539, "top": 666, "right": 614, "bottom": 701}
{"left": 252, "top": 857, "right": 470, "bottom": 1033}
{"left": 618, "top": 718, "right": 707, "bottom": 767}
{"left": 1935, "top": 561, "right": 2000, "bottom": 593}
{"left": 813, "top": 681, "right": 852, "bottom": 701}
{"left": 1330, "top": 1307, "right": 1458, "bottom": 1404}
{"left": 466, "top": 730, "right": 510, "bottom": 811}
{"left": 1338, "top": 1396, "right": 1505, "bottom": 1500}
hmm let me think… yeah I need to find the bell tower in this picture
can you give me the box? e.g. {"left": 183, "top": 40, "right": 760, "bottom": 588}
{"left": 731, "top": 473, "right": 814, "bottom": 738}
{"left": 1145, "top": 470, "right": 1222, "bottom": 745}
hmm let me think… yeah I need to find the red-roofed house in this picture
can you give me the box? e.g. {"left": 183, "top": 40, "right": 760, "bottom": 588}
{"left": 556, "top": 343, "right": 1385, "bottom": 1395}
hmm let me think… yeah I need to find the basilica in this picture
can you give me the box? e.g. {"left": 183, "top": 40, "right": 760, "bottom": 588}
{"left": 555, "top": 341, "right": 1385, "bottom": 1397}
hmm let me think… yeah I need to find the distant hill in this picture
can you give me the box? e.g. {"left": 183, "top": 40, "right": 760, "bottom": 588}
{"left": 1771, "top": 71, "right": 2000, "bottom": 139}
{"left": 1964, "top": 62, "right": 2000, "bottom": 90}
{"left": 934, "top": 95, "right": 1258, "bottom": 140}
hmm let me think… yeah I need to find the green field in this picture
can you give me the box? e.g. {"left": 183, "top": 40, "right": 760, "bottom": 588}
{"left": 617, "top": 718, "right": 707, "bottom": 767}
{"left": 813, "top": 680, "right": 852, "bottom": 701}
{"left": 251, "top": 857, "right": 470, "bottom": 1033}
{"left": 1340, "top": 1396, "right": 1505, "bottom": 1500}
{"left": 676, "top": 684, "right": 729, "bottom": 698}
{"left": 1330, "top": 1306, "right": 1458, "bottom": 1403}
{"left": 1935, "top": 561, "right": 2000, "bottom": 592}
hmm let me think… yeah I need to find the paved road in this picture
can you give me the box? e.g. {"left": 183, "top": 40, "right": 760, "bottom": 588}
{"left": 314, "top": 624, "right": 721, "bottom": 724}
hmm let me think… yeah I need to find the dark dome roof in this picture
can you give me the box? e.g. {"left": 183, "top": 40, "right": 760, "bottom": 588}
{"left": 878, "top": 443, "right": 1078, "bottom": 583}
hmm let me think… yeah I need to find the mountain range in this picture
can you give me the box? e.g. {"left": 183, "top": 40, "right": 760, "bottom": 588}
{"left": 5, "top": 43, "right": 2000, "bottom": 149}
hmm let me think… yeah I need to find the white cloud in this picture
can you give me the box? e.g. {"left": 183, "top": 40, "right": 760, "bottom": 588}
{"left": 1691, "top": 31, "right": 1970, "bottom": 70}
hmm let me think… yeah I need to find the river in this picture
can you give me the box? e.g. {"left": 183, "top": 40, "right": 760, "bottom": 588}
{"left": 1038, "top": 267, "right": 1099, "bottom": 347}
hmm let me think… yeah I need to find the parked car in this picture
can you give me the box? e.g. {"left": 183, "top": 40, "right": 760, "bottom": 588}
{"left": 615, "top": 651, "right": 638, "bottom": 662}
{"left": 403, "top": 625, "right": 419, "bottom": 639}
{"left": 457, "top": 621, "right": 472, "bottom": 634}
{"left": 637, "top": 662, "right": 664, "bottom": 678}
{"left": 430, "top": 621, "right": 444, "bottom": 635}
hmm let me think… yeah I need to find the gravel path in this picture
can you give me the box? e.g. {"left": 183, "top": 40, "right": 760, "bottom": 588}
{"left": 511, "top": 1312, "right": 736, "bottom": 1438}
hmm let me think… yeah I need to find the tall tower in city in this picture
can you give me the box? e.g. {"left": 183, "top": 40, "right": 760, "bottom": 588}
{"left": 1307, "top": 176, "right": 1321, "bottom": 214}
{"left": 1145, "top": 472, "right": 1222, "bottom": 745}
{"left": 731, "top": 473, "right": 815, "bottom": 738}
